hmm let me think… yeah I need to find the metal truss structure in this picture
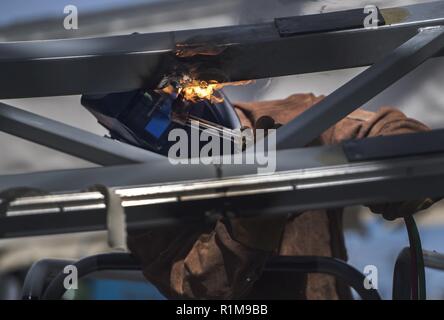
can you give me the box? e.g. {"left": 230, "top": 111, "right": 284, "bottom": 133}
{"left": 2, "top": 1, "right": 444, "bottom": 300}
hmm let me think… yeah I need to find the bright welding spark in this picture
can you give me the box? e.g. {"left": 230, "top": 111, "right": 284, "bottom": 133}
{"left": 161, "top": 75, "right": 253, "bottom": 103}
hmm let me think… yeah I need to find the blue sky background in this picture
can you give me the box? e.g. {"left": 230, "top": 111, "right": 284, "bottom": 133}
{"left": 0, "top": 0, "right": 157, "bottom": 26}
{"left": 346, "top": 221, "right": 444, "bottom": 299}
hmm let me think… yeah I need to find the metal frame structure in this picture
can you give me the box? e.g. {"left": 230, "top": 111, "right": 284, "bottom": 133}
{"left": 1, "top": 1, "right": 444, "bottom": 300}
{"left": 2, "top": 137, "right": 444, "bottom": 238}
{"left": 0, "top": 2, "right": 443, "bottom": 297}
{"left": 2, "top": 1, "right": 444, "bottom": 99}
{"left": 0, "top": 2, "right": 444, "bottom": 238}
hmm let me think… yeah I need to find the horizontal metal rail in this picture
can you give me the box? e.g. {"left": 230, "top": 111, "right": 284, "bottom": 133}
{"left": 2, "top": 2, "right": 444, "bottom": 99}
{"left": 1, "top": 131, "right": 444, "bottom": 238}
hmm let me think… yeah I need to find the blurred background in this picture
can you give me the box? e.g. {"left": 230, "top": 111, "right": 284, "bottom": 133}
{"left": 0, "top": 0, "right": 444, "bottom": 299}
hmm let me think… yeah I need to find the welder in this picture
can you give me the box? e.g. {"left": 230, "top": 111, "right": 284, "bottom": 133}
{"left": 83, "top": 85, "right": 436, "bottom": 300}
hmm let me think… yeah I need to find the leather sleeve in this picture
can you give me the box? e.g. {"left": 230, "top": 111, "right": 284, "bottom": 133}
{"left": 127, "top": 220, "right": 270, "bottom": 299}
{"left": 127, "top": 94, "right": 433, "bottom": 299}
{"left": 126, "top": 93, "right": 321, "bottom": 299}
{"left": 328, "top": 106, "right": 430, "bottom": 143}
{"left": 327, "top": 106, "right": 435, "bottom": 220}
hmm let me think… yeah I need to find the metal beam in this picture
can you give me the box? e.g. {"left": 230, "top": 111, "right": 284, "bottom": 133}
{"left": 2, "top": 130, "right": 444, "bottom": 238}
{"left": 276, "top": 25, "right": 444, "bottom": 149}
{"left": 0, "top": 102, "right": 163, "bottom": 165}
{"left": 2, "top": 25, "right": 442, "bottom": 166}
{"left": 0, "top": 144, "right": 342, "bottom": 193}
{"left": 2, "top": 2, "right": 444, "bottom": 99}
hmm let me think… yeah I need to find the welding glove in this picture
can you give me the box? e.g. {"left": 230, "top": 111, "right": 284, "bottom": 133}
{"left": 369, "top": 197, "right": 438, "bottom": 221}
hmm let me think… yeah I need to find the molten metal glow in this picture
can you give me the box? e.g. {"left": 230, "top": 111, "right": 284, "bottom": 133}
{"left": 181, "top": 79, "right": 223, "bottom": 103}
{"left": 162, "top": 76, "right": 253, "bottom": 103}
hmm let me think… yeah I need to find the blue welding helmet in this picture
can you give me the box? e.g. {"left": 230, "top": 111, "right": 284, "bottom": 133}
{"left": 81, "top": 89, "right": 242, "bottom": 156}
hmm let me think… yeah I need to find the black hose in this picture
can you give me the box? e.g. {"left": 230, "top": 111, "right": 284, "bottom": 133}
{"left": 392, "top": 247, "right": 412, "bottom": 300}
{"left": 404, "top": 215, "right": 426, "bottom": 299}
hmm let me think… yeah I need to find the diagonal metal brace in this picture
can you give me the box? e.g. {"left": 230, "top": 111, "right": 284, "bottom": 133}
{"left": 276, "top": 26, "right": 444, "bottom": 149}
{"left": 0, "top": 102, "right": 163, "bottom": 166}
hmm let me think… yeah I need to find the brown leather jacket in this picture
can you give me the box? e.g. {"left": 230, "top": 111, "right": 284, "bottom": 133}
{"left": 127, "top": 93, "right": 431, "bottom": 300}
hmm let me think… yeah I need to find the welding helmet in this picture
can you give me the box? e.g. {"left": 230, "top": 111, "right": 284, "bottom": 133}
{"left": 81, "top": 88, "right": 242, "bottom": 156}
